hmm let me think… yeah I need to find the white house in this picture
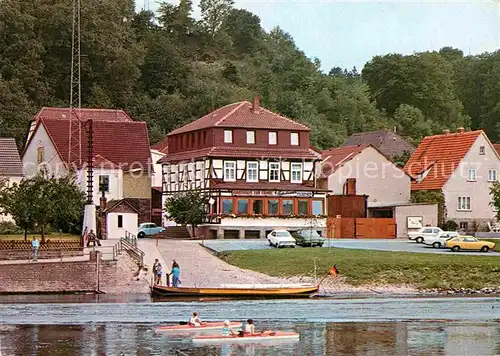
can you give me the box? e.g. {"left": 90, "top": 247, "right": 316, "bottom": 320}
{"left": 0, "top": 138, "right": 24, "bottom": 223}
{"left": 405, "top": 128, "right": 500, "bottom": 231}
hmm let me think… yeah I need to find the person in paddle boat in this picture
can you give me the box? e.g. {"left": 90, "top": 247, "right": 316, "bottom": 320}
{"left": 189, "top": 312, "right": 205, "bottom": 327}
{"left": 244, "top": 319, "right": 256, "bottom": 335}
{"left": 221, "top": 320, "right": 236, "bottom": 336}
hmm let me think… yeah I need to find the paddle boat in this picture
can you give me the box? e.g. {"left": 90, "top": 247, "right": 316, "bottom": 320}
{"left": 156, "top": 321, "right": 242, "bottom": 334}
{"left": 192, "top": 331, "right": 300, "bottom": 345}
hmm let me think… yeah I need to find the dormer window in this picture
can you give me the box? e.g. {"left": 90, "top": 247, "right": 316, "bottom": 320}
{"left": 269, "top": 132, "right": 277, "bottom": 145}
{"left": 479, "top": 146, "right": 485, "bottom": 155}
{"left": 224, "top": 130, "right": 233, "bottom": 143}
{"left": 246, "top": 131, "right": 255, "bottom": 144}
{"left": 290, "top": 132, "right": 299, "bottom": 146}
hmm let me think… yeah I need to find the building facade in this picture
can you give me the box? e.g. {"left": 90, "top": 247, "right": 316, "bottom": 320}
{"left": 160, "top": 97, "right": 328, "bottom": 239}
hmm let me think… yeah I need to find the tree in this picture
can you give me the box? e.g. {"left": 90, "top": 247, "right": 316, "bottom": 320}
{"left": 393, "top": 104, "right": 431, "bottom": 141}
{"left": 164, "top": 190, "right": 208, "bottom": 236}
{"left": 411, "top": 190, "right": 446, "bottom": 227}
{"left": 393, "top": 150, "right": 412, "bottom": 168}
{"left": 0, "top": 178, "right": 36, "bottom": 240}
{"left": 199, "top": 0, "right": 234, "bottom": 38}
{"left": 490, "top": 181, "right": 500, "bottom": 220}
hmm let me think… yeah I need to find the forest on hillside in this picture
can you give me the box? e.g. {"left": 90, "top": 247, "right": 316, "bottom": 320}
{"left": 1, "top": 0, "right": 500, "bottom": 150}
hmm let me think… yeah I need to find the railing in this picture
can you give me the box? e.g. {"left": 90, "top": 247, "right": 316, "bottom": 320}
{"left": 124, "top": 230, "right": 137, "bottom": 247}
{"left": 0, "top": 245, "right": 119, "bottom": 262}
{"left": 120, "top": 234, "right": 144, "bottom": 268}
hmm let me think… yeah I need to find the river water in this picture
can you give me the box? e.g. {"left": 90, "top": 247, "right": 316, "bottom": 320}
{"left": 0, "top": 295, "right": 499, "bottom": 355}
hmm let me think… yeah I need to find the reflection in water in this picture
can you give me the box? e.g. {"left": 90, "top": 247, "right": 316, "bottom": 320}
{"left": 1, "top": 321, "right": 500, "bottom": 355}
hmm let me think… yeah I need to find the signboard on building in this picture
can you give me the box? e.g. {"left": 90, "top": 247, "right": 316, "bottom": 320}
{"left": 407, "top": 216, "right": 423, "bottom": 229}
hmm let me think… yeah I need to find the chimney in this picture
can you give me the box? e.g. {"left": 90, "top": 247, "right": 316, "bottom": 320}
{"left": 252, "top": 96, "right": 260, "bottom": 114}
{"left": 457, "top": 127, "right": 465, "bottom": 133}
{"left": 100, "top": 195, "right": 107, "bottom": 211}
{"left": 443, "top": 129, "right": 450, "bottom": 135}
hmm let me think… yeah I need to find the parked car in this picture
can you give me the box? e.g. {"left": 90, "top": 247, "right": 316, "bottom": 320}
{"left": 407, "top": 227, "right": 456, "bottom": 243}
{"left": 423, "top": 231, "right": 459, "bottom": 248}
{"left": 444, "top": 236, "right": 496, "bottom": 252}
{"left": 138, "top": 223, "right": 165, "bottom": 238}
{"left": 292, "top": 229, "right": 326, "bottom": 247}
{"left": 267, "top": 230, "right": 296, "bottom": 248}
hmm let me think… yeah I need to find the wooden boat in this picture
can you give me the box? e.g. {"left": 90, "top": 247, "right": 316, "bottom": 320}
{"left": 192, "top": 331, "right": 300, "bottom": 344}
{"left": 150, "top": 283, "right": 319, "bottom": 298}
{"left": 156, "top": 321, "right": 242, "bottom": 333}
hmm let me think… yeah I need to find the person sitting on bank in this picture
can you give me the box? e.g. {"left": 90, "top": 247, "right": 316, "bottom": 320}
{"left": 188, "top": 312, "right": 204, "bottom": 326}
{"left": 86, "top": 229, "right": 101, "bottom": 247}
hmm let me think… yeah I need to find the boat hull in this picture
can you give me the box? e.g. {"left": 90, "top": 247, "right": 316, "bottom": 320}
{"left": 150, "top": 285, "right": 318, "bottom": 298}
{"left": 192, "top": 331, "right": 300, "bottom": 345}
{"left": 156, "top": 322, "right": 242, "bottom": 333}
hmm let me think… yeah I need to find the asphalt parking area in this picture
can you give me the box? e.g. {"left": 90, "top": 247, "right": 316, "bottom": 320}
{"left": 204, "top": 239, "right": 500, "bottom": 256}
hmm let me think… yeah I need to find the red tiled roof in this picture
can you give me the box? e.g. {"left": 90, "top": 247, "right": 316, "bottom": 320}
{"left": 92, "top": 154, "right": 120, "bottom": 169}
{"left": 404, "top": 130, "right": 483, "bottom": 190}
{"left": 159, "top": 146, "right": 318, "bottom": 163}
{"left": 34, "top": 107, "right": 133, "bottom": 122}
{"left": 151, "top": 137, "right": 169, "bottom": 154}
{"left": 320, "top": 144, "right": 369, "bottom": 175}
{"left": 494, "top": 144, "right": 500, "bottom": 156}
{"left": 169, "top": 101, "right": 310, "bottom": 135}
{"left": 33, "top": 118, "right": 151, "bottom": 171}
{"left": 0, "top": 138, "right": 23, "bottom": 177}
{"left": 210, "top": 181, "right": 327, "bottom": 192}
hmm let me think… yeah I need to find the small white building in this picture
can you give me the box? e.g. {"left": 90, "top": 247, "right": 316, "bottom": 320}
{"left": 0, "top": 138, "right": 24, "bottom": 223}
{"left": 104, "top": 199, "right": 139, "bottom": 239}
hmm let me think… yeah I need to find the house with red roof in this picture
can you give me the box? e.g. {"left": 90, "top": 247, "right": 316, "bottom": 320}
{"left": 159, "top": 97, "right": 328, "bottom": 239}
{"left": 0, "top": 138, "right": 24, "bottom": 223}
{"left": 405, "top": 128, "right": 500, "bottom": 230}
{"left": 21, "top": 108, "right": 152, "bottom": 230}
{"left": 318, "top": 144, "right": 437, "bottom": 237}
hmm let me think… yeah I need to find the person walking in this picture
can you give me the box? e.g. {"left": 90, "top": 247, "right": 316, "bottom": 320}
{"left": 152, "top": 259, "right": 159, "bottom": 285}
{"left": 172, "top": 264, "right": 180, "bottom": 287}
{"left": 155, "top": 262, "right": 163, "bottom": 285}
{"left": 31, "top": 237, "right": 39, "bottom": 262}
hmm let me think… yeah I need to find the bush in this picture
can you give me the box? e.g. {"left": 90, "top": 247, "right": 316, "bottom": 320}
{"left": 0, "top": 221, "right": 23, "bottom": 235}
{"left": 442, "top": 220, "right": 458, "bottom": 231}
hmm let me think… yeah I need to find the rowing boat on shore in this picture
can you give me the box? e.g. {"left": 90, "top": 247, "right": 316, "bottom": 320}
{"left": 150, "top": 284, "right": 319, "bottom": 298}
{"left": 192, "top": 331, "right": 300, "bottom": 344}
{"left": 156, "top": 322, "right": 242, "bottom": 333}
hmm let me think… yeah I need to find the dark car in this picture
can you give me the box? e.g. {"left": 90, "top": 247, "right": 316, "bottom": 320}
{"left": 292, "top": 229, "right": 326, "bottom": 247}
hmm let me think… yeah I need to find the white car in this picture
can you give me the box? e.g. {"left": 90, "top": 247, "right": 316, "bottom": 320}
{"left": 423, "top": 231, "right": 459, "bottom": 248}
{"left": 408, "top": 227, "right": 444, "bottom": 243}
{"left": 267, "top": 230, "right": 296, "bottom": 248}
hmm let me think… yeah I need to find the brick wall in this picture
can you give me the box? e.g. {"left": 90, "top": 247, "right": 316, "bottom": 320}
{"left": 0, "top": 252, "right": 117, "bottom": 294}
{"left": 0, "top": 249, "right": 83, "bottom": 261}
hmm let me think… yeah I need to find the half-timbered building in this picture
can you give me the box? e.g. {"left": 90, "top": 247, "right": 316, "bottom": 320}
{"left": 159, "top": 97, "right": 328, "bottom": 239}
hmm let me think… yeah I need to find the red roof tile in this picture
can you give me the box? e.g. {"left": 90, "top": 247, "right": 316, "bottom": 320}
{"left": 34, "top": 107, "right": 133, "bottom": 122}
{"left": 35, "top": 118, "right": 151, "bottom": 171}
{"left": 494, "top": 144, "right": 500, "bottom": 156}
{"left": 151, "top": 137, "right": 169, "bottom": 154}
{"left": 0, "top": 138, "right": 23, "bottom": 177}
{"left": 320, "top": 145, "right": 369, "bottom": 175}
{"left": 159, "top": 146, "right": 318, "bottom": 163}
{"left": 169, "top": 101, "right": 310, "bottom": 135}
{"left": 404, "top": 130, "right": 483, "bottom": 190}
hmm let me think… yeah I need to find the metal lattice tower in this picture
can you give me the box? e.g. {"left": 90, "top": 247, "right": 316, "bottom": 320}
{"left": 68, "top": 0, "right": 82, "bottom": 169}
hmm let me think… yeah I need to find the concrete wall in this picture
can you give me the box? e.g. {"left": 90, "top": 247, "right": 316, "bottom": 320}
{"left": 0, "top": 252, "right": 116, "bottom": 294}
{"left": 107, "top": 212, "right": 138, "bottom": 239}
{"left": 394, "top": 204, "right": 438, "bottom": 238}
{"left": 444, "top": 133, "right": 499, "bottom": 225}
{"left": 78, "top": 167, "right": 123, "bottom": 204}
{"left": 326, "top": 147, "right": 411, "bottom": 205}
{"left": 150, "top": 150, "right": 165, "bottom": 188}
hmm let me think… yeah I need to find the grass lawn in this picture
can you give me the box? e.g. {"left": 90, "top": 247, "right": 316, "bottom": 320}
{"left": 220, "top": 248, "right": 500, "bottom": 290}
{"left": 0, "top": 234, "right": 81, "bottom": 241}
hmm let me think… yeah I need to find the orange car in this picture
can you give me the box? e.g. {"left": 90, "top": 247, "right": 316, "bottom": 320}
{"left": 444, "top": 236, "right": 496, "bottom": 252}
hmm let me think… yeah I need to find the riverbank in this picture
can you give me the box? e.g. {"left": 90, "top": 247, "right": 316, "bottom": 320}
{"left": 219, "top": 247, "right": 500, "bottom": 294}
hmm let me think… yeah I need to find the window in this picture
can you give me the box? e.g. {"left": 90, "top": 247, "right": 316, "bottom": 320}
{"left": 290, "top": 132, "right": 299, "bottom": 146}
{"left": 282, "top": 200, "right": 293, "bottom": 215}
{"left": 237, "top": 199, "right": 249, "bottom": 214}
{"left": 298, "top": 200, "right": 309, "bottom": 215}
{"left": 290, "top": 163, "right": 302, "bottom": 183}
{"left": 459, "top": 222, "right": 468, "bottom": 230}
{"left": 99, "top": 175, "right": 110, "bottom": 192}
{"left": 246, "top": 162, "right": 258, "bottom": 182}
{"left": 224, "top": 161, "right": 236, "bottom": 182}
{"left": 117, "top": 215, "right": 123, "bottom": 228}
{"left": 312, "top": 200, "right": 324, "bottom": 215}
{"left": 253, "top": 200, "right": 264, "bottom": 214}
{"left": 222, "top": 199, "right": 233, "bottom": 214}
{"left": 37, "top": 147, "right": 45, "bottom": 164}
{"left": 457, "top": 196, "right": 471, "bottom": 211}
{"left": 268, "top": 132, "right": 277, "bottom": 145}
{"left": 268, "top": 199, "right": 278, "bottom": 215}
{"left": 467, "top": 168, "right": 476, "bottom": 182}
{"left": 246, "top": 131, "right": 255, "bottom": 144}
{"left": 422, "top": 228, "right": 433, "bottom": 234}
{"left": 224, "top": 130, "right": 233, "bottom": 143}
{"left": 269, "top": 162, "right": 280, "bottom": 182}
{"left": 479, "top": 146, "right": 485, "bottom": 155}
{"left": 488, "top": 169, "right": 497, "bottom": 182}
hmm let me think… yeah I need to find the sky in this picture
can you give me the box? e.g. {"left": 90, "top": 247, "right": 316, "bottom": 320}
{"left": 140, "top": 0, "right": 500, "bottom": 72}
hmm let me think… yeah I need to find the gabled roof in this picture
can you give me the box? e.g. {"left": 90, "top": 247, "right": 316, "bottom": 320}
{"left": 151, "top": 137, "right": 169, "bottom": 154}
{"left": 24, "top": 110, "right": 151, "bottom": 172}
{"left": 404, "top": 130, "right": 483, "bottom": 190}
{"left": 320, "top": 144, "right": 370, "bottom": 175}
{"left": 343, "top": 130, "right": 415, "bottom": 158}
{"left": 0, "top": 138, "right": 23, "bottom": 177}
{"left": 104, "top": 199, "right": 140, "bottom": 213}
{"left": 494, "top": 144, "right": 500, "bottom": 156}
{"left": 168, "top": 101, "right": 310, "bottom": 135}
{"left": 34, "top": 107, "right": 133, "bottom": 122}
